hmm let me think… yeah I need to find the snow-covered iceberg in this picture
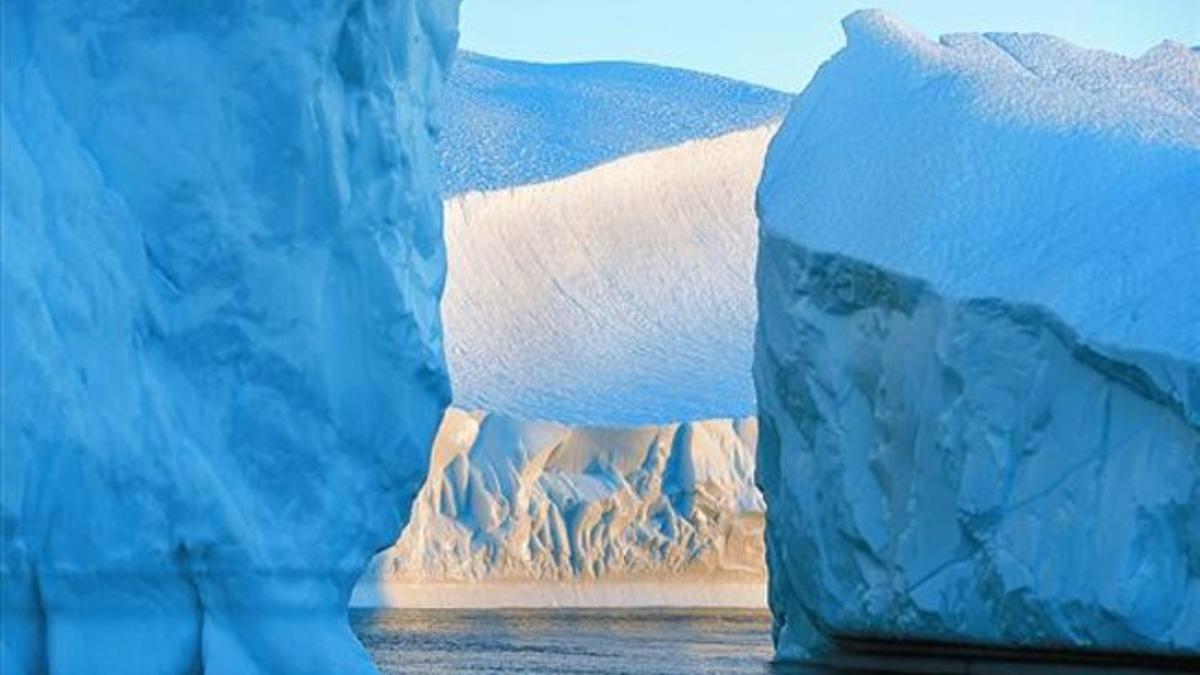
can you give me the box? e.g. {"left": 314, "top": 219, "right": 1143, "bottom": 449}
{"left": 438, "top": 53, "right": 790, "bottom": 195}
{"left": 445, "top": 126, "right": 774, "bottom": 425}
{"left": 356, "top": 122, "right": 777, "bottom": 604}
{"left": 755, "top": 10, "right": 1199, "bottom": 662}
{"left": 1, "top": 1, "right": 457, "bottom": 673}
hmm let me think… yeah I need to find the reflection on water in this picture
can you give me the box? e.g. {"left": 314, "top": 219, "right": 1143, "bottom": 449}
{"left": 352, "top": 608, "right": 1194, "bottom": 675}
{"left": 352, "top": 608, "right": 778, "bottom": 674}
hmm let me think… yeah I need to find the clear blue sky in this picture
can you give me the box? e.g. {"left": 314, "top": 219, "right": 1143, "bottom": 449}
{"left": 460, "top": 1, "right": 1200, "bottom": 91}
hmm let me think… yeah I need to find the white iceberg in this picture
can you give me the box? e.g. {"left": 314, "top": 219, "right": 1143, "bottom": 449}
{"left": 355, "top": 409, "right": 765, "bottom": 608}
{"left": 755, "top": 10, "right": 1199, "bottom": 661}
{"left": 1, "top": 1, "right": 457, "bottom": 672}
{"left": 438, "top": 53, "right": 791, "bottom": 195}
{"left": 357, "top": 124, "right": 779, "bottom": 605}
{"left": 444, "top": 126, "right": 775, "bottom": 426}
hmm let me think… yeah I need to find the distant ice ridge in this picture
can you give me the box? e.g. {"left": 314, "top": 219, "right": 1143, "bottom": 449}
{"left": 438, "top": 52, "right": 791, "bottom": 194}
{"left": 354, "top": 409, "right": 765, "bottom": 608}
{"left": 445, "top": 126, "right": 774, "bottom": 425}
{"left": 755, "top": 10, "right": 1199, "bottom": 662}
{"left": 1, "top": 2, "right": 456, "bottom": 673}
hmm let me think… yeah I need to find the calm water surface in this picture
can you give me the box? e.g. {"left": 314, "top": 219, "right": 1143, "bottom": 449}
{"left": 353, "top": 608, "right": 1193, "bottom": 675}
{"left": 352, "top": 608, "right": 783, "bottom": 674}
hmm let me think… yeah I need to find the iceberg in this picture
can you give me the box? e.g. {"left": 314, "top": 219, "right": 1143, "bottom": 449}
{"left": 355, "top": 409, "right": 764, "bottom": 608}
{"left": 357, "top": 123, "right": 778, "bottom": 604}
{"left": 755, "top": 10, "right": 1199, "bottom": 662}
{"left": 1, "top": 1, "right": 457, "bottom": 673}
{"left": 438, "top": 53, "right": 791, "bottom": 195}
{"left": 444, "top": 126, "right": 775, "bottom": 426}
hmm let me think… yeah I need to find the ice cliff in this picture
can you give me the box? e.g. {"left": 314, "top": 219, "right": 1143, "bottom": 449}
{"left": 1, "top": 1, "right": 457, "bottom": 673}
{"left": 355, "top": 410, "right": 764, "bottom": 608}
{"left": 755, "top": 10, "right": 1199, "bottom": 661}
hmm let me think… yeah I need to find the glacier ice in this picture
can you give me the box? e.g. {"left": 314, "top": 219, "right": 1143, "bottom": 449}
{"left": 356, "top": 125, "right": 777, "bottom": 604}
{"left": 1, "top": 1, "right": 457, "bottom": 673}
{"left": 438, "top": 53, "right": 790, "bottom": 195}
{"left": 444, "top": 126, "right": 774, "bottom": 425}
{"left": 354, "top": 409, "right": 765, "bottom": 608}
{"left": 755, "top": 10, "right": 1199, "bottom": 662}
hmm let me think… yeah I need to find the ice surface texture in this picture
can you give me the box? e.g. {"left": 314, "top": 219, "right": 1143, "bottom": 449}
{"left": 355, "top": 409, "right": 764, "bottom": 606}
{"left": 444, "top": 127, "right": 774, "bottom": 425}
{"left": 438, "top": 53, "right": 790, "bottom": 195}
{"left": 759, "top": 10, "right": 1200, "bottom": 362}
{"left": 1, "top": 1, "right": 457, "bottom": 673}
{"left": 755, "top": 10, "right": 1199, "bottom": 660}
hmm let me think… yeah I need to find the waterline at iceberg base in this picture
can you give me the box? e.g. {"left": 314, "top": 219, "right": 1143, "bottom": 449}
{"left": 753, "top": 9, "right": 1199, "bottom": 665}
{"left": 1, "top": 1, "right": 458, "bottom": 673}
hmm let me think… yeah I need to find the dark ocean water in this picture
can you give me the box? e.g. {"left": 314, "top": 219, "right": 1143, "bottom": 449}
{"left": 352, "top": 608, "right": 1193, "bottom": 675}
{"left": 352, "top": 608, "right": 781, "bottom": 674}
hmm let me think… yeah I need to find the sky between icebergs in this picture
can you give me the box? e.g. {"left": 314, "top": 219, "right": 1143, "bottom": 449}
{"left": 460, "top": 0, "right": 1199, "bottom": 91}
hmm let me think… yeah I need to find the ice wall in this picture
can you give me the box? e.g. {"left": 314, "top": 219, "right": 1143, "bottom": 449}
{"left": 1, "top": 1, "right": 457, "bottom": 673}
{"left": 755, "top": 11, "right": 1199, "bottom": 661}
{"left": 355, "top": 409, "right": 765, "bottom": 607}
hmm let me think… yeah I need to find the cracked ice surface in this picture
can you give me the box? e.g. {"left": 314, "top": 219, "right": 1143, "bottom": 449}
{"left": 755, "top": 10, "right": 1199, "bottom": 661}
{"left": 1, "top": 1, "right": 457, "bottom": 672}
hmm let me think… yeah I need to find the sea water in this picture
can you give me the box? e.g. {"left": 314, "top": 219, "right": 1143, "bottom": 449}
{"left": 352, "top": 608, "right": 1196, "bottom": 674}
{"left": 352, "top": 608, "right": 776, "bottom": 674}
